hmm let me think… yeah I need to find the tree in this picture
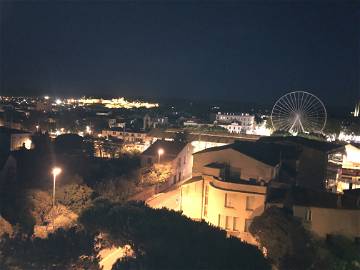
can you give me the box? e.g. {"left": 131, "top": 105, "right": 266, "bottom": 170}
{"left": 249, "top": 206, "right": 315, "bottom": 270}
{"left": 0, "top": 228, "right": 99, "bottom": 270}
{"left": 100, "top": 137, "right": 123, "bottom": 158}
{"left": 55, "top": 183, "right": 94, "bottom": 214}
{"left": 31, "top": 132, "right": 51, "bottom": 153}
{"left": 173, "top": 130, "right": 189, "bottom": 143}
{"left": 55, "top": 134, "right": 93, "bottom": 156}
{"left": 140, "top": 162, "right": 173, "bottom": 185}
{"left": 80, "top": 200, "right": 270, "bottom": 270}
{"left": 94, "top": 177, "right": 137, "bottom": 203}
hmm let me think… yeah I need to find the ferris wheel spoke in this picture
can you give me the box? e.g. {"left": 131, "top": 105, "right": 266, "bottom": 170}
{"left": 300, "top": 92, "right": 314, "bottom": 113}
{"left": 272, "top": 107, "right": 293, "bottom": 117}
{"left": 277, "top": 97, "right": 293, "bottom": 112}
{"left": 276, "top": 99, "right": 294, "bottom": 114}
{"left": 288, "top": 93, "right": 298, "bottom": 111}
{"left": 283, "top": 94, "right": 296, "bottom": 112}
{"left": 300, "top": 91, "right": 311, "bottom": 112}
{"left": 300, "top": 92, "right": 305, "bottom": 112}
{"left": 302, "top": 95, "right": 320, "bottom": 115}
{"left": 273, "top": 102, "right": 292, "bottom": 113}
{"left": 296, "top": 92, "right": 301, "bottom": 111}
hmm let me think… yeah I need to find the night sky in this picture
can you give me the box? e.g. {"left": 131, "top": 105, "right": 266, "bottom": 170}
{"left": 0, "top": 1, "right": 359, "bottom": 106}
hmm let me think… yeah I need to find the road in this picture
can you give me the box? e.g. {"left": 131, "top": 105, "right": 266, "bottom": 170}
{"left": 146, "top": 187, "right": 181, "bottom": 211}
{"left": 99, "top": 245, "right": 133, "bottom": 270}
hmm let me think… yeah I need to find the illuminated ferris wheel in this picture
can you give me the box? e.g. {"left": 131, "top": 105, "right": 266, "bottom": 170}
{"left": 271, "top": 91, "right": 327, "bottom": 134}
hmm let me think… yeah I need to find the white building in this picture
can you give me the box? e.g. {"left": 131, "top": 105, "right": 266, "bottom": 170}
{"left": 215, "top": 113, "right": 255, "bottom": 133}
{"left": 215, "top": 112, "right": 255, "bottom": 125}
{"left": 102, "top": 128, "right": 149, "bottom": 143}
{"left": 220, "top": 122, "right": 254, "bottom": 134}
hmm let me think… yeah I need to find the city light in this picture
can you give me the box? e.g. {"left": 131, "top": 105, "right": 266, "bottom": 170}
{"left": 24, "top": 139, "right": 32, "bottom": 149}
{"left": 158, "top": 148, "right": 164, "bottom": 163}
{"left": 51, "top": 167, "right": 62, "bottom": 207}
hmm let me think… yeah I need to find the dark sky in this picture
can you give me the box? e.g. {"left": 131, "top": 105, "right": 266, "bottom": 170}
{"left": 0, "top": 0, "right": 359, "bottom": 106}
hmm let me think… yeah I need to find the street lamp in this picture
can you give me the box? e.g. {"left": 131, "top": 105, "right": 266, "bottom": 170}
{"left": 35, "top": 125, "right": 39, "bottom": 132}
{"left": 52, "top": 167, "right": 62, "bottom": 207}
{"left": 158, "top": 148, "right": 164, "bottom": 163}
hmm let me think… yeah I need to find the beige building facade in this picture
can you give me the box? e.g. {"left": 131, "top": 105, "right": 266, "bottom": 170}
{"left": 193, "top": 145, "right": 280, "bottom": 183}
{"left": 293, "top": 205, "right": 360, "bottom": 239}
{"left": 181, "top": 175, "right": 267, "bottom": 245}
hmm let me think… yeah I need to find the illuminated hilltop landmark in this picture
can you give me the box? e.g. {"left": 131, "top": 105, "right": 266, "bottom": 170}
{"left": 66, "top": 97, "right": 159, "bottom": 109}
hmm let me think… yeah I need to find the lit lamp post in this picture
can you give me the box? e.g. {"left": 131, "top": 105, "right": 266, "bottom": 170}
{"left": 158, "top": 148, "right": 164, "bottom": 163}
{"left": 35, "top": 125, "right": 39, "bottom": 132}
{"left": 52, "top": 167, "right": 62, "bottom": 207}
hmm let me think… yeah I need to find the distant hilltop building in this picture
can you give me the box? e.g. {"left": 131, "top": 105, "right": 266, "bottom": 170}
{"left": 143, "top": 114, "right": 169, "bottom": 130}
{"left": 213, "top": 112, "right": 255, "bottom": 133}
{"left": 214, "top": 112, "right": 255, "bottom": 125}
{"left": 354, "top": 101, "right": 360, "bottom": 117}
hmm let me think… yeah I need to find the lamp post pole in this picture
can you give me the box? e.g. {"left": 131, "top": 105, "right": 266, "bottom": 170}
{"left": 158, "top": 148, "right": 164, "bottom": 163}
{"left": 53, "top": 173, "right": 56, "bottom": 207}
{"left": 52, "top": 167, "right": 62, "bottom": 207}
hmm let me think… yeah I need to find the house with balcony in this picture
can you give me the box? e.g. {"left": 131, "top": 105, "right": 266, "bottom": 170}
{"left": 181, "top": 140, "right": 299, "bottom": 244}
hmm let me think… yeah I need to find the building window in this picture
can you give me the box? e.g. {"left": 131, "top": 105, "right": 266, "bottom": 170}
{"left": 225, "top": 193, "right": 234, "bottom": 208}
{"left": 204, "top": 185, "right": 209, "bottom": 217}
{"left": 305, "top": 209, "right": 312, "bottom": 222}
{"left": 246, "top": 196, "right": 256, "bottom": 211}
{"left": 233, "top": 217, "right": 240, "bottom": 231}
{"left": 225, "top": 216, "right": 230, "bottom": 230}
{"left": 147, "top": 157, "right": 152, "bottom": 165}
{"left": 218, "top": 214, "right": 221, "bottom": 227}
{"left": 244, "top": 219, "right": 252, "bottom": 232}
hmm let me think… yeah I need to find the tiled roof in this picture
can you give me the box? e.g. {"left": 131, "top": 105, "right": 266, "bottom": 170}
{"left": 259, "top": 136, "right": 343, "bottom": 152}
{"left": 194, "top": 141, "right": 298, "bottom": 166}
{"left": 0, "top": 126, "right": 30, "bottom": 134}
{"left": 267, "top": 186, "right": 360, "bottom": 210}
{"left": 141, "top": 140, "right": 186, "bottom": 157}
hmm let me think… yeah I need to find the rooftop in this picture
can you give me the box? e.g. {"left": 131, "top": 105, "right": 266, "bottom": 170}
{"left": 141, "top": 140, "right": 186, "bottom": 157}
{"left": 194, "top": 140, "right": 299, "bottom": 166}
{"left": 267, "top": 186, "right": 360, "bottom": 210}
{"left": 259, "top": 136, "right": 343, "bottom": 153}
{"left": 0, "top": 126, "right": 30, "bottom": 135}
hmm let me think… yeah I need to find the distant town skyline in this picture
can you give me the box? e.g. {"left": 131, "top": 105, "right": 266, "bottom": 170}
{"left": 1, "top": 1, "right": 359, "bottom": 107}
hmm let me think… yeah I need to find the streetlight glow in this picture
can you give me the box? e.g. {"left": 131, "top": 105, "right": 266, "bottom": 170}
{"left": 158, "top": 148, "right": 164, "bottom": 163}
{"left": 52, "top": 167, "right": 62, "bottom": 177}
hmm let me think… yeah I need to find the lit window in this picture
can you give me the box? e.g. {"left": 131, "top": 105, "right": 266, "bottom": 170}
{"left": 225, "top": 193, "right": 234, "bottom": 208}
{"left": 225, "top": 216, "right": 231, "bottom": 230}
{"left": 244, "top": 219, "right": 252, "bottom": 232}
{"left": 305, "top": 209, "right": 312, "bottom": 222}
{"left": 233, "top": 217, "right": 240, "bottom": 231}
{"left": 246, "top": 196, "right": 256, "bottom": 211}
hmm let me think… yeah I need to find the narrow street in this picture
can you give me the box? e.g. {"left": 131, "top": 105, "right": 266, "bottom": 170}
{"left": 146, "top": 187, "right": 181, "bottom": 211}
